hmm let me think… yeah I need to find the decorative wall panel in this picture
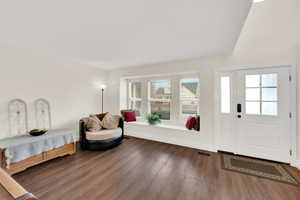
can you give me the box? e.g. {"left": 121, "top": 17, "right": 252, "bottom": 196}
{"left": 34, "top": 99, "right": 51, "bottom": 130}
{"left": 8, "top": 99, "right": 28, "bottom": 136}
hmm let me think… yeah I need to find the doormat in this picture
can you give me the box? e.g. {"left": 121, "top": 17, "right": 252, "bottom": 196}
{"left": 221, "top": 153, "right": 299, "bottom": 186}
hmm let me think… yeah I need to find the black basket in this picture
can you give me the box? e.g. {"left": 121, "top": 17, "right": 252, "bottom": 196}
{"left": 29, "top": 129, "right": 48, "bottom": 136}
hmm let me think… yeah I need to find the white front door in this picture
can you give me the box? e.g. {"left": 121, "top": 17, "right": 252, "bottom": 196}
{"left": 217, "top": 67, "right": 291, "bottom": 163}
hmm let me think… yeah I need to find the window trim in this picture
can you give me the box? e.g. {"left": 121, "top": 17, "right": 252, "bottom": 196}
{"left": 127, "top": 73, "right": 200, "bottom": 121}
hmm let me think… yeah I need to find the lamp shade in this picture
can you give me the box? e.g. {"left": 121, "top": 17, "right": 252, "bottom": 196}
{"left": 100, "top": 84, "right": 107, "bottom": 89}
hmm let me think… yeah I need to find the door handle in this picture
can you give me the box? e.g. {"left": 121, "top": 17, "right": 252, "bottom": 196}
{"left": 237, "top": 104, "right": 242, "bottom": 113}
{"left": 237, "top": 104, "right": 242, "bottom": 118}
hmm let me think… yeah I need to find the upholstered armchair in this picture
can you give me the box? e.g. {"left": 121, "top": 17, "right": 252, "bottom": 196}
{"left": 79, "top": 114, "right": 124, "bottom": 151}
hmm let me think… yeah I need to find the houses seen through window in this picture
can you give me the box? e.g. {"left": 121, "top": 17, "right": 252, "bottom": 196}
{"left": 180, "top": 78, "right": 199, "bottom": 116}
{"left": 149, "top": 80, "right": 171, "bottom": 120}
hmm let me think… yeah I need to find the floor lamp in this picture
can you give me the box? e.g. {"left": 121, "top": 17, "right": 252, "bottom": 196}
{"left": 100, "top": 84, "right": 107, "bottom": 113}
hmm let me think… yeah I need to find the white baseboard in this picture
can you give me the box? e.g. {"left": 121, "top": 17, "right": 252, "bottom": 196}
{"left": 291, "top": 159, "right": 300, "bottom": 170}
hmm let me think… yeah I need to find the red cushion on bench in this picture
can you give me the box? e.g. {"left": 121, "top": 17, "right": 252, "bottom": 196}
{"left": 124, "top": 111, "right": 137, "bottom": 122}
{"left": 185, "top": 116, "right": 196, "bottom": 130}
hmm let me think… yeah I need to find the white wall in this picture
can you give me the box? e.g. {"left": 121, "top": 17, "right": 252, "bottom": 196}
{"left": 0, "top": 45, "right": 107, "bottom": 139}
{"left": 106, "top": 54, "right": 298, "bottom": 157}
{"left": 234, "top": 0, "right": 300, "bottom": 58}
{"left": 296, "top": 43, "right": 300, "bottom": 162}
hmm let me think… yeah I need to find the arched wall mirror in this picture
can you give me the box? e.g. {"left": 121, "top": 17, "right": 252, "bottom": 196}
{"left": 8, "top": 99, "right": 28, "bottom": 136}
{"left": 34, "top": 99, "right": 52, "bottom": 130}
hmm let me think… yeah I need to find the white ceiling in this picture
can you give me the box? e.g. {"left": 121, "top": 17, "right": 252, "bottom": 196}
{"left": 0, "top": 0, "right": 252, "bottom": 69}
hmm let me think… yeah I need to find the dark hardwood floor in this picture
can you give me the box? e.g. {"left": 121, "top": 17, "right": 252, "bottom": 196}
{"left": 13, "top": 138, "right": 300, "bottom": 200}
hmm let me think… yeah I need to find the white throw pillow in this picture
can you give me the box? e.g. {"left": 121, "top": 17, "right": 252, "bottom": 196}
{"left": 102, "top": 113, "right": 120, "bottom": 129}
{"left": 82, "top": 116, "right": 102, "bottom": 132}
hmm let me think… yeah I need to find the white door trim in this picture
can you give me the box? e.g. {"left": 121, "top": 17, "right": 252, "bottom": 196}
{"left": 213, "top": 65, "right": 297, "bottom": 164}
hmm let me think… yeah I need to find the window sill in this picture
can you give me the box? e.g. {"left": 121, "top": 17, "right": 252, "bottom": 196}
{"left": 125, "top": 121, "right": 199, "bottom": 134}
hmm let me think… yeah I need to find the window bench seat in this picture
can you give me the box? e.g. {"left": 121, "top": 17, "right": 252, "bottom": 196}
{"left": 124, "top": 121, "right": 212, "bottom": 151}
{"left": 126, "top": 121, "right": 199, "bottom": 133}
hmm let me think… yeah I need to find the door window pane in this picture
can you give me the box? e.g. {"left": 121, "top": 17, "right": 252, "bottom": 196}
{"left": 262, "top": 73, "right": 277, "bottom": 87}
{"left": 246, "top": 88, "right": 260, "bottom": 101}
{"left": 262, "top": 88, "right": 277, "bottom": 101}
{"left": 221, "top": 76, "right": 230, "bottom": 113}
{"left": 246, "top": 102, "right": 260, "bottom": 115}
{"left": 262, "top": 102, "right": 277, "bottom": 116}
{"left": 246, "top": 75, "right": 260, "bottom": 87}
{"left": 245, "top": 73, "right": 278, "bottom": 116}
{"left": 150, "top": 80, "right": 171, "bottom": 99}
{"left": 150, "top": 102, "right": 170, "bottom": 120}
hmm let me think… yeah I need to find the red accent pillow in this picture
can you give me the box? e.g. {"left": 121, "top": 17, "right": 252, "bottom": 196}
{"left": 124, "top": 111, "right": 137, "bottom": 122}
{"left": 185, "top": 116, "right": 196, "bottom": 130}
